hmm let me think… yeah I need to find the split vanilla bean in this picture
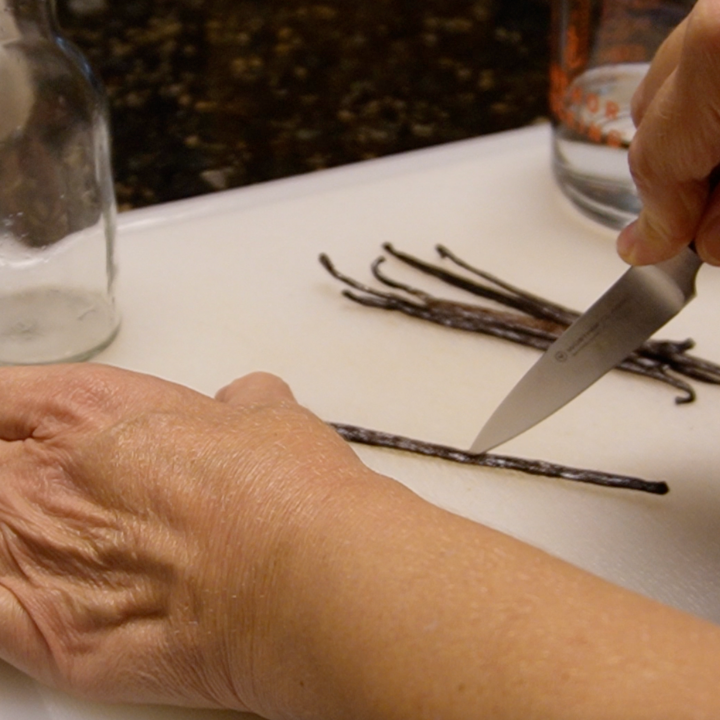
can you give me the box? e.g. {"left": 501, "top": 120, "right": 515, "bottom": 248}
{"left": 330, "top": 423, "right": 668, "bottom": 495}
{"left": 320, "top": 246, "right": 720, "bottom": 403}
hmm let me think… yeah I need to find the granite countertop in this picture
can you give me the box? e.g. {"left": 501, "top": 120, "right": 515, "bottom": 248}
{"left": 56, "top": 0, "right": 550, "bottom": 211}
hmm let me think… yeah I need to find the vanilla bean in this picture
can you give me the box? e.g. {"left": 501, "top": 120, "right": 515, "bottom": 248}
{"left": 320, "top": 248, "right": 720, "bottom": 403}
{"left": 433, "top": 243, "right": 579, "bottom": 325}
{"left": 330, "top": 423, "right": 669, "bottom": 495}
{"left": 384, "top": 242, "right": 578, "bottom": 325}
{"left": 371, "top": 255, "right": 563, "bottom": 332}
{"left": 614, "top": 360, "right": 694, "bottom": 402}
{"left": 641, "top": 339, "right": 720, "bottom": 384}
{"left": 321, "top": 253, "right": 696, "bottom": 402}
{"left": 400, "top": 244, "right": 720, "bottom": 388}
{"left": 321, "top": 253, "right": 564, "bottom": 343}
{"left": 342, "top": 288, "right": 567, "bottom": 347}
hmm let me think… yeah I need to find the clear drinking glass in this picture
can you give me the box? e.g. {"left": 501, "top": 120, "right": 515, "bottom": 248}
{"left": 550, "top": 0, "right": 696, "bottom": 229}
{"left": 0, "top": 0, "right": 119, "bottom": 364}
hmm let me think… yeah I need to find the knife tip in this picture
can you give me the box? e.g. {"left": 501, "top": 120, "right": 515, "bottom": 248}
{"left": 469, "top": 428, "right": 497, "bottom": 456}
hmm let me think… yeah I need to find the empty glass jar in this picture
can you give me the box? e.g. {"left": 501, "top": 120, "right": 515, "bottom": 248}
{"left": 0, "top": 0, "right": 119, "bottom": 364}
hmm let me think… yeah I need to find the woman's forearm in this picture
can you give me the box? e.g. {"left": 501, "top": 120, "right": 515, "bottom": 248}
{"left": 266, "top": 471, "right": 720, "bottom": 720}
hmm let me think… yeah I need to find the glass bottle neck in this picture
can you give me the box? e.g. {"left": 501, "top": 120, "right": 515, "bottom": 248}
{"left": 0, "top": 0, "right": 56, "bottom": 41}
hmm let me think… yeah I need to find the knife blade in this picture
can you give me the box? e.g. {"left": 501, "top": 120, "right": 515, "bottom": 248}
{"left": 470, "top": 246, "right": 703, "bottom": 454}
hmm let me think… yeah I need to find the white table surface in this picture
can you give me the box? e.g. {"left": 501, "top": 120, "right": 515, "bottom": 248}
{"left": 6, "top": 124, "right": 720, "bottom": 719}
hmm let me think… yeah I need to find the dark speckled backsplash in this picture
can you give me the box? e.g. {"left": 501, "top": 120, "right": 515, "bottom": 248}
{"left": 56, "top": 0, "right": 550, "bottom": 210}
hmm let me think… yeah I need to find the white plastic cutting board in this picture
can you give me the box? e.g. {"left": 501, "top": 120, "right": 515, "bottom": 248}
{"left": 6, "top": 124, "right": 720, "bottom": 719}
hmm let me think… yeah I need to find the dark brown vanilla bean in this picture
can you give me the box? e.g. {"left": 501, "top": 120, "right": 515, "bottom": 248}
{"left": 396, "top": 245, "right": 720, "bottom": 390}
{"left": 319, "top": 247, "right": 720, "bottom": 403}
{"left": 383, "top": 242, "right": 579, "bottom": 325}
{"left": 330, "top": 423, "right": 669, "bottom": 495}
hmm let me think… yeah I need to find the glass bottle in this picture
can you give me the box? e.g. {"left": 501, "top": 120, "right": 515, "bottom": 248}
{"left": 0, "top": 0, "right": 119, "bottom": 364}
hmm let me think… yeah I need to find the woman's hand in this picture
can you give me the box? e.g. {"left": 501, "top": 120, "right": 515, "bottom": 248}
{"left": 0, "top": 364, "right": 374, "bottom": 715}
{"left": 617, "top": 0, "right": 720, "bottom": 265}
{"left": 4, "top": 365, "right": 720, "bottom": 720}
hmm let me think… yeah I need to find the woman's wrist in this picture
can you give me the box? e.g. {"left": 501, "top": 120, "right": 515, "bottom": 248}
{"left": 241, "top": 464, "right": 422, "bottom": 718}
{"left": 216, "top": 434, "right": 405, "bottom": 717}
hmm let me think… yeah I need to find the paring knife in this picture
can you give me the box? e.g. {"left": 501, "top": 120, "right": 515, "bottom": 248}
{"left": 470, "top": 246, "right": 703, "bottom": 454}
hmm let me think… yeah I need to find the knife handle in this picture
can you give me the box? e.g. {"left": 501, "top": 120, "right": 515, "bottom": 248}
{"left": 654, "top": 245, "right": 703, "bottom": 301}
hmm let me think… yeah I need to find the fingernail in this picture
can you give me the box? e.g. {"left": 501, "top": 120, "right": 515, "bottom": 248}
{"left": 618, "top": 215, "right": 678, "bottom": 265}
{"left": 617, "top": 222, "right": 640, "bottom": 263}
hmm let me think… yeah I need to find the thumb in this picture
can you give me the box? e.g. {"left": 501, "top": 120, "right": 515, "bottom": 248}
{"left": 215, "top": 372, "right": 296, "bottom": 408}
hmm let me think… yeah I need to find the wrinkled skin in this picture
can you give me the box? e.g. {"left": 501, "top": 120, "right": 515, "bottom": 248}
{"left": 4, "top": 365, "right": 720, "bottom": 720}
{"left": 0, "top": 364, "right": 366, "bottom": 714}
